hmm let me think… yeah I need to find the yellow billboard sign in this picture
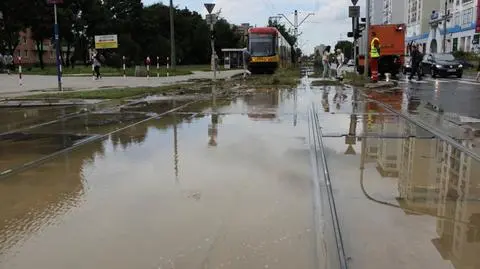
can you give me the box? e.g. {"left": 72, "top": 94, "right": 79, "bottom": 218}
{"left": 94, "top": 35, "right": 118, "bottom": 49}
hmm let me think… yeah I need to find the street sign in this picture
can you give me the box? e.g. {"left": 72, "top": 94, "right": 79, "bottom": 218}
{"left": 204, "top": 3, "right": 215, "bottom": 14}
{"left": 351, "top": 0, "right": 358, "bottom": 5}
{"left": 206, "top": 14, "right": 218, "bottom": 26}
{"left": 95, "top": 34, "right": 118, "bottom": 49}
{"left": 349, "top": 6, "right": 360, "bottom": 18}
{"left": 47, "top": 0, "right": 63, "bottom": 3}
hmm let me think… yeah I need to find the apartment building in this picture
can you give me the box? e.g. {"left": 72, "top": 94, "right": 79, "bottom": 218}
{"left": 442, "top": 0, "right": 480, "bottom": 52}
{"left": 434, "top": 138, "right": 480, "bottom": 269}
{"left": 383, "top": 0, "right": 407, "bottom": 24}
{"left": 370, "top": 0, "right": 385, "bottom": 25}
{"left": 406, "top": 0, "right": 443, "bottom": 51}
{"left": 405, "top": 0, "right": 479, "bottom": 53}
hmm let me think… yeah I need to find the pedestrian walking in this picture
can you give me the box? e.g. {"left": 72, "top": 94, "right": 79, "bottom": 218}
{"left": 409, "top": 44, "right": 423, "bottom": 81}
{"left": 93, "top": 53, "right": 102, "bottom": 79}
{"left": 370, "top": 32, "right": 381, "bottom": 82}
{"left": 336, "top": 49, "right": 345, "bottom": 78}
{"left": 322, "top": 46, "right": 331, "bottom": 79}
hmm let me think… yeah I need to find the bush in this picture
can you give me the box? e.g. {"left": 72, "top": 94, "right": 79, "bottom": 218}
{"left": 453, "top": 51, "right": 479, "bottom": 60}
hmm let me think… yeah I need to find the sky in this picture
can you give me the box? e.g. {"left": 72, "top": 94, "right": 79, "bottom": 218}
{"left": 142, "top": 0, "right": 367, "bottom": 55}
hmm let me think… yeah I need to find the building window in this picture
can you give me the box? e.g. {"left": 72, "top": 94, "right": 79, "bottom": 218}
{"left": 23, "top": 37, "right": 27, "bottom": 45}
{"left": 24, "top": 50, "right": 28, "bottom": 58}
{"left": 462, "top": 8, "right": 473, "bottom": 26}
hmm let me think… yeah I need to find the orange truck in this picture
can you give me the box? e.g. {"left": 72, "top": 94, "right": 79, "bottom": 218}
{"left": 357, "top": 24, "right": 406, "bottom": 77}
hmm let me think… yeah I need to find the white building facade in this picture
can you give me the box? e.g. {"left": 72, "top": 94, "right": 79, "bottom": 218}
{"left": 370, "top": 0, "right": 385, "bottom": 25}
{"left": 383, "top": 0, "right": 407, "bottom": 24}
{"left": 404, "top": 0, "right": 479, "bottom": 53}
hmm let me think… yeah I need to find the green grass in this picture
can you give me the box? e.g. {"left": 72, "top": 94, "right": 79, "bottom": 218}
{"left": 246, "top": 68, "right": 300, "bottom": 87}
{"left": 19, "top": 64, "right": 220, "bottom": 77}
{"left": 22, "top": 84, "right": 193, "bottom": 99}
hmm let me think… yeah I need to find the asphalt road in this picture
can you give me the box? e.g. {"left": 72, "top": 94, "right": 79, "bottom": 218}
{"left": 396, "top": 75, "right": 480, "bottom": 118}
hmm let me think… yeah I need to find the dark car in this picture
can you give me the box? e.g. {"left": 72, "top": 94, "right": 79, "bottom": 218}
{"left": 457, "top": 59, "right": 475, "bottom": 69}
{"left": 421, "top": 53, "right": 463, "bottom": 78}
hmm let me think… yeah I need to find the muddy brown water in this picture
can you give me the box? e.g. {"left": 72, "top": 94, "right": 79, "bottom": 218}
{"left": 0, "top": 82, "right": 479, "bottom": 269}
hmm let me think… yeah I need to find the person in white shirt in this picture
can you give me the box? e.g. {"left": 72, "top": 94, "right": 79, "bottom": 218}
{"left": 336, "top": 49, "right": 345, "bottom": 78}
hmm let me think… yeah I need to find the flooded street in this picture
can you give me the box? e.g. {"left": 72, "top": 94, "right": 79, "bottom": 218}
{"left": 1, "top": 77, "right": 480, "bottom": 269}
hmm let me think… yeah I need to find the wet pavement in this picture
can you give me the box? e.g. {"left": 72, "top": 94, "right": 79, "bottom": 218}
{"left": 0, "top": 77, "right": 480, "bottom": 269}
{"left": 396, "top": 75, "right": 480, "bottom": 118}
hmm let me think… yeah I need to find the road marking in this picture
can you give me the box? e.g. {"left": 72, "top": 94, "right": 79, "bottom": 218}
{"left": 458, "top": 80, "right": 480, "bottom": 86}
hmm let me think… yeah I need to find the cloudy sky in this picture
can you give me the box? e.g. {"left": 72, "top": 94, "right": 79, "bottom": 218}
{"left": 142, "top": 0, "right": 366, "bottom": 55}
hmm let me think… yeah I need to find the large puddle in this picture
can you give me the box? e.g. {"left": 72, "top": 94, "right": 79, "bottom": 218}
{"left": 0, "top": 80, "right": 479, "bottom": 269}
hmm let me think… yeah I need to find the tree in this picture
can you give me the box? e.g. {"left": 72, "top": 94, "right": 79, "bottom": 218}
{"left": 24, "top": 0, "right": 53, "bottom": 69}
{"left": 0, "top": 0, "right": 29, "bottom": 55}
{"left": 214, "top": 19, "right": 240, "bottom": 59}
{"left": 335, "top": 40, "right": 353, "bottom": 60}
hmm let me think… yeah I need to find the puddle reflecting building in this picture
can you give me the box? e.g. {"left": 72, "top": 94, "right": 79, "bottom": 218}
{"left": 434, "top": 138, "right": 480, "bottom": 269}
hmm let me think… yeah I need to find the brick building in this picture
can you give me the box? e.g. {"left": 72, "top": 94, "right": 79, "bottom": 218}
{"left": 13, "top": 28, "right": 56, "bottom": 65}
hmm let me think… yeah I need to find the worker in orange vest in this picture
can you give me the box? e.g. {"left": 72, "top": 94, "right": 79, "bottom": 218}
{"left": 370, "top": 32, "right": 380, "bottom": 83}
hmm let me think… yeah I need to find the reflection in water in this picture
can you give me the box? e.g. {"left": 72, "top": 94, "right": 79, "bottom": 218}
{"left": 0, "top": 140, "right": 105, "bottom": 255}
{"left": 208, "top": 85, "right": 219, "bottom": 147}
{"left": 245, "top": 89, "right": 279, "bottom": 120}
{"left": 360, "top": 91, "right": 480, "bottom": 269}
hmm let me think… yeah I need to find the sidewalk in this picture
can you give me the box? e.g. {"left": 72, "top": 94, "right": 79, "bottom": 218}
{"left": 0, "top": 70, "right": 244, "bottom": 98}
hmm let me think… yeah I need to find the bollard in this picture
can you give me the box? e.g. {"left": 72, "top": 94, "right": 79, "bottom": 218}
{"left": 146, "top": 56, "right": 151, "bottom": 78}
{"left": 122, "top": 56, "right": 126, "bottom": 78}
{"left": 157, "top": 56, "right": 160, "bottom": 78}
{"left": 166, "top": 57, "right": 170, "bottom": 77}
{"left": 18, "top": 56, "right": 22, "bottom": 86}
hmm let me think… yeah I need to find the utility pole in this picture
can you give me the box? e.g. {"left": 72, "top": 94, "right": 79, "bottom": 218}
{"left": 278, "top": 10, "right": 314, "bottom": 64}
{"left": 365, "top": 0, "right": 370, "bottom": 78}
{"left": 442, "top": 0, "right": 448, "bottom": 53}
{"left": 294, "top": 10, "right": 298, "bottom": 45}
{"left": 169, "top": 0, "right": 176, "bottom": 69}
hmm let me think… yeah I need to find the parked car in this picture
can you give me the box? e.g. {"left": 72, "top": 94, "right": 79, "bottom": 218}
{"left": 421, "top": 53, "right": 463, "bottom": 78}
{"left": 347, "top": 59, "right": 354, "bottom": 67}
